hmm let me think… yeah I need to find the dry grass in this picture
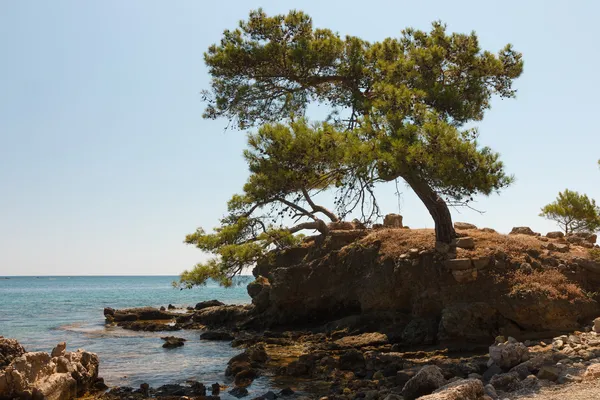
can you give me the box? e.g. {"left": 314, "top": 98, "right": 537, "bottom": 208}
{"left": 359, "top": 227, "right": 591, "bottom": 262}
{"left": 506, "top": 269, "right": 586, "bottom": 301}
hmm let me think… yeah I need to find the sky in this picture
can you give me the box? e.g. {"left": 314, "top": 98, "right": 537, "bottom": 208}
{"left": 1, "top": 0, "right": 599, "bottom": 276}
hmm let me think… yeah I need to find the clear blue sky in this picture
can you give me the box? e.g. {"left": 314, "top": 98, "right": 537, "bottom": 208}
{"left": 1, "top": 1, "right": 598, "bottom": 276}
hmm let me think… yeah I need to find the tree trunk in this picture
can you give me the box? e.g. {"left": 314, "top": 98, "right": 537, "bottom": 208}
{"left": 403, "top": 175, "right": 456, "bottom": 244}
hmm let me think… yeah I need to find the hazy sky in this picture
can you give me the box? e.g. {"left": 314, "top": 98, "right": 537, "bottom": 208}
{"left": 1, "top": 1, "right": 599, "bottom": 276}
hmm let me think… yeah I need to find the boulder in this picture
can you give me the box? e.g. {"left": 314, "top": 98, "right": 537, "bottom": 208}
{"left": 229, "top": 386, "right": 249, "bottom": 398}
{"left": 455, "top": 237, "right": 475, "bottom": 250}
{"left": 0, "top": 337, "right": 26, "bottom": 370}
{"left": 451, "top": 269, "right": 478, "bottom": 283}
{"left": 195, "top": 300, "right": 225, "bottom": 310}
{"left": 200, "top": 331, "right": 234, "bottom": 341}
{"left": 402, "top": 365, "right": 446, "bottom": 400}
{"left": 383, "top": 214, "right": 403, "bottom": 228}
{"left": 489, "top": 372, "right": 520, "bottom": 391}
{"left": 454, "top": 222, "right": 477, "bottom": 230}
{"left": 161, "top": 336, "right": 186, "bottom": 348}
{"left": 537, "top": 365, "right": 560, "bottom": 382}
{"left": 51, "top": 342, "right": 66, "bottom": 358}
{"left": 546, "top": 231, "right": 564, "bottom": 239}
{"left": 334, "top": 332, "right": 388, "bottom": 348}
{"left": 594, "top": 317, "right": 600, "bottom": 333}
{"left": 510, "top": 227, "right": 537, "bottom": 236}
{"left": 417, "top": 379, "right": 486, "bottom": 400}
{"left": 571, "top": 232, "right": 597, "bottom": 244}
{"left": 0, "top": 343, "right": 100, "bottom": 400}
{"left": 544, "top": 242, "right": 570, "bottom": 253}
{"left": 488, "top": 339, "right": 529, "bottom": 369}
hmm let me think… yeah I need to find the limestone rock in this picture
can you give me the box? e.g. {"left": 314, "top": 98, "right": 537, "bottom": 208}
{"left": 546, "top": 231, "right": 564, "bottom": 239}
{"left": 0, "top": 337, "right": 26, "bottom": 370}
{"left": 489, "top": 372, "right": 520, "bottom": 391}
{"left": 161, "top": 336, "right": 186, "bottom": 348}
{"left": 456, "top": 237, "right": 475, "bottom": 250}
{"left": 489, "top": 339, "right": 529, "bottom": 369}
{"left": 402, "top": 365, "right": 445, "bottom": 400}
{"left": 51, "top": 342, "right": 66, "bottom": 358}
{"left": 195, "top": 300, "right": 225, "bottom": 310}
{"left": 584, "top": 363, "right": 600, "bottom": 381}
{"left": 383, "top": 214, "right": 403, "bottom": 228}
{"left": 0, "top": 343, "right": 100, "bottom": 400}
{"left": 417, "top": 379, "right": 486, "bottom": 400}
{"left": 334, "top": 332, "right": 388, "bottom": 348}
{"left": 454, "top": 222, "right": 477, "bottom": 230}
{"left": 537, "top": 365, "right": 560, "bottom": 381}
{"left": 594, "top": 317, "right": 600, "bottom": 333}
{"left": 445, "top": 258, "right": 473, "bottom": 271}
{"left": 510, "top": 227, "right": 537, "bottom": 236}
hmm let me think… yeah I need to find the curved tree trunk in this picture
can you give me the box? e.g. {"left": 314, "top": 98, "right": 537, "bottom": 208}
{"left": 403, "top": 175, "right": 456, "bottom": 244}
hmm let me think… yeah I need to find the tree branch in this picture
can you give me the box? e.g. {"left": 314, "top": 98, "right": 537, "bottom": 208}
{"left": 301, "top": 188, "right": 339, "bottom": 222}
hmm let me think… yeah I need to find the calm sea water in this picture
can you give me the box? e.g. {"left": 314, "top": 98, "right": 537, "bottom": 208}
{"left": 0, "top": 275, "right": 276, "bottom": 397}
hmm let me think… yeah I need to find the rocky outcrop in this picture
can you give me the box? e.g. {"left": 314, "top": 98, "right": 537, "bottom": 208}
{"left": 245, "top": 229, "right": 600, "bottom": 343}
{"left": 103, "top": 307, "right": 177, "bottom": 323}
{"left": 0, "top": 337, "right": 25, "bottom": 370}
{"left": 0, "top": 341, "right": 102, "bottom": 400}
{"left": 195, "top": 300, "right": 225, "bottom": 310}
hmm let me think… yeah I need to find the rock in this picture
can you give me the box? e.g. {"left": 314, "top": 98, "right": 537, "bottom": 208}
{"left": 229, "top": 386, "right": 249, "bottom": 398}
{"left": 140, "top": 382, "right": 150, "bottom": 397}
{"left": 445, "top": 259, "right": 473, "bottom": 271}
{"left": 279, "top": 387, "right": 294, "bottom": 396}
{"left": 546, "top": 231, "right": 564, "bottom": 239}
{"left": 0, "top": 337, "right": 26, "bottom": 369}
{"left": 51, "top": 342, "right": 66, "bottom": 358}
{"left": 489, "top": 372, "right": 520, "bottom": 391}
{"left": 200, "top": 331, "right": 234, "bottom": 341}
{"left": 567, "top": 235, "right": 594, "bottom": 248}
{"left": 339, "top": 349, "right": 366, "bottom": 371}
{"left": 211, "top": 383, "right": 220, "bottom": 395}
{"left": 509, "top": 361, "right": 532, "bottom": 380}
{"left": 168, "top": 304, "right": 176, "bottom": 310}
{"left": 262, "top": 391, "right": 277, "bottom": 400}
{"left": 235, "top": 369, "right": 257, "bottom": 387}
{"left": 571, "top": 232, "right": 597, "bottom": 244}
{"left": 108, "top": 307, "right": 176, "bottom": 322}
{"left": 247, "top": 276, "right": 271, "bottom": 312}
{"left": 489, "top": 340, "right": 529, "bottom": 369}
{"left": 417, "top": 379, "right": 486, "bottom": 400}
{"left": 594, "top": 317, "right": 600, "bottom": 333}
{"left": 510, "top": 227, "right": 537, "bottom": 236}
{"left": 483, "top": 364, "right": 503, "bottom": 381}
{"left": 383, "top": 214, "right": 403, "bottom": 228}
{"left": 452, "top": 269, "right": 478, "bottom": 283}
{"left": 455, "top": 222, "right": 477, "bottom": 230}
{"left": 456, "top": 237, "right": 475, "bottom": 250}
{"left": 0, "top": 344, "right": 100, "bottom": 400}
{"left": 484, "top": 384, "right": 498, "bottom": 400}
{"left": 537, "top": 365, "right": 560, "bottom": 381}
{"left": 161, "top": 336, "right": 186, "bottom": 348}
{"left": 402, "top": 365, "right": 446, "bottom": 400}
{"left": 545, "top": 242, "right": 570, "bottom": 253}
{"left": 583, "top": 363, "right": 600, "bottom": 381}
{"left": 334, "top": 332, "right": 388, "bottom": 348}
{"left": 195, "top": 300, "right": 225, "bottom": 310}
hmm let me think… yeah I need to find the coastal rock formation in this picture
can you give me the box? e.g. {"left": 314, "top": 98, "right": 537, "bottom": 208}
{"left": 161, "top": 336, "right": 186, "bottom": 348}
{"left": 243, "top": 228, "right": 600, "bottom": 344}
{"left": 103, "top": 307, "right": 177, "bottom": 323}
{"left": 0, "top": 340, "right": 102, "bottom": 400}
{"left": 0, "top": 337, "right": 25, "bottom": 370}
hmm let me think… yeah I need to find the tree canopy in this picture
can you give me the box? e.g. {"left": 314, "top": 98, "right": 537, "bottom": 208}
{"left": 540, "top": 189, "right": 600, "bottom": 235}
{"left": 176, "top": 10, "right": 523, "bottom": 288}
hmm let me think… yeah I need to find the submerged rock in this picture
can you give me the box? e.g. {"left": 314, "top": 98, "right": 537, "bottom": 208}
{"left": 161, "top": 336, "right": 186, "bottom": 348}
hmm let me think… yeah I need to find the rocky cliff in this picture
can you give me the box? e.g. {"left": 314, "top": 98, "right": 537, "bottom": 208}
{"left": 243, "top": 225, "right": 600, "bottom": 345}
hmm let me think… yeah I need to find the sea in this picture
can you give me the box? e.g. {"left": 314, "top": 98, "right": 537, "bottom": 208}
{"left": 0, "top": 275, "right": 280, "bottom": 397}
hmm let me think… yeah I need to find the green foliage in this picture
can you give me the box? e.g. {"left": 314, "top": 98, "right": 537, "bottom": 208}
{"left": 540, "top": 189, "right": 600, "bottom": 235}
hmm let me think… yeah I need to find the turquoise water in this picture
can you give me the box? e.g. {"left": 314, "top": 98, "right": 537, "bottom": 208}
{"left": 0, "top": 275, "right": 273, "bottom": 396}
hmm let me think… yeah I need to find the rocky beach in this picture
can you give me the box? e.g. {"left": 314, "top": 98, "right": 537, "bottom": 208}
{"left": 6, "top": 221, "right": 600, "bottom": 399}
